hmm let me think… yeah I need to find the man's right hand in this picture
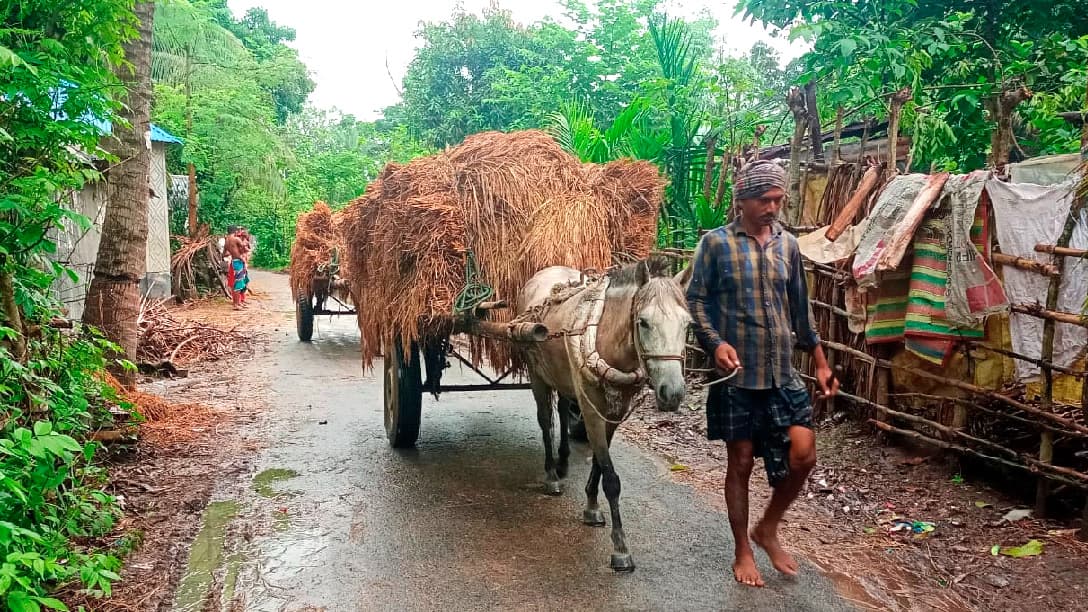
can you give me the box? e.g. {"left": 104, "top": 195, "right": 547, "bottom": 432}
{"left": 714, "top": 342, "right": 742, "bottom": 373}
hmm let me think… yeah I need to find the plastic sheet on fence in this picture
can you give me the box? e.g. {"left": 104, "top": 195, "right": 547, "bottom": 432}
{"left": 988, "top": 178, "right": 1088, "bottom": 381}
{"left": 1008, "top": 153, "right": 1082, "bottom": 187}
{"left": 943, "top": 172, "right": 1007, "bottom": 327}
{"left": 796, "top": 218, "right": 870, "bottom": 264}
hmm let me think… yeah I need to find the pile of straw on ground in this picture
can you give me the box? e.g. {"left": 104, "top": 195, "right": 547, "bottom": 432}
{"left": 338, "top": 129, "right": 665, "bottom": 370}
{"left": 289, "top": 201, "right": 342, "bottom": 299}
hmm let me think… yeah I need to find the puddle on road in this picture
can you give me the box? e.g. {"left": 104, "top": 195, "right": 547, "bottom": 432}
{"left": 221, "top": 549, "right": 244, "bottom": 606}
{"left": 253, "top": 467, "right": 299, "bottom": 498}
{"left": 258, "top": 526, "right": 332, "bottom": 575}
{"left": 172, "top": 500, "right": 242, "bottom": 612}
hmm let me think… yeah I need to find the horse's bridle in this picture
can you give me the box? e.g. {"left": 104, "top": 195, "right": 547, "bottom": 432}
{"left": 630, "top": 305, "right": 687, "bottom": 375}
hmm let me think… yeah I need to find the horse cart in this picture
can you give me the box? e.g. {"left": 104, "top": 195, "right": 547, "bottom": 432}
{"left": 293, "top": 252, "right": 356, "bottom": 342}
{"left": 288, "top": 202, "right": 357, "bottom": 342}
{"left": 291, "top": 130, "right": 674, "bottom": 572}
{"left": 381, "top": 296, "right": 551, "bottom": 448}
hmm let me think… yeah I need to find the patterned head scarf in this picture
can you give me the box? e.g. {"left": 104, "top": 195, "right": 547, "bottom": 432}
{"left": 734, "top": 160, "right": 787, "bottom": 201}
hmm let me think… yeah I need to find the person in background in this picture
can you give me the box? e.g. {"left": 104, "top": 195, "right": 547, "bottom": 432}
{"left": 222, "top": 225, "right": 249, "bottom": 310}
{"left": 686, "top": 159, "right": 838, "bottom": 588}
{"left": 237, "top": 226, "right": 254, "bottom": 304}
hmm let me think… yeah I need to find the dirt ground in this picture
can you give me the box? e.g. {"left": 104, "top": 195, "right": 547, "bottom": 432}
{"left": 623, "top": 382, "right": 1088, "bottom": 612}
{"left": 64, "top": 279, "right": 1088, "bottom": 611}
{"left": 61, "top": 293, "right": 274, "bottom": 611}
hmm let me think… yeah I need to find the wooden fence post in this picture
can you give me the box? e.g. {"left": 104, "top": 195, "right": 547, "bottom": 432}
{"left": 1036, "top": 187, "right": 1086, "bottom": 516}
{"left": 787, "top": 87, "right": 808, "bottom": 225}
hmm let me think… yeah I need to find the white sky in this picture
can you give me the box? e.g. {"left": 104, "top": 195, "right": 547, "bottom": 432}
{"left": 227, "top": 0, "right": 806, "bottom": 120}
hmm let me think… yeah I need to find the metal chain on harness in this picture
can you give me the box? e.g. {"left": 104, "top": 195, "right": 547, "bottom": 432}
{"left": 452, "top": 250, "right": 494, "bottom": 315}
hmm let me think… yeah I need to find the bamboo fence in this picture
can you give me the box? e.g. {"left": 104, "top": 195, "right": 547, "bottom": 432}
{"left": 654, "top": 170, "right": 1088, "bottom": 517}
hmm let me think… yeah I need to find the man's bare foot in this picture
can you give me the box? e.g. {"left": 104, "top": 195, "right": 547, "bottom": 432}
{"left": 233, "top": 305, "right": 243, "bottom": 311}
{"left": 751, "top": 522, "right": 799, "bottom": 576}
{"left": 732, "top": 551, "right": 764, "bottom": 587}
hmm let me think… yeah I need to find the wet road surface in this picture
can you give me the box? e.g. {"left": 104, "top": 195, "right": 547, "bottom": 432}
{"left": 180, "top": 271, "right": 852, "bottom": 611}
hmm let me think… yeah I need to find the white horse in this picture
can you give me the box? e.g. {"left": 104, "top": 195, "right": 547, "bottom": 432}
{"left": 516, "top": 260, "right": 692, "bottom": 572}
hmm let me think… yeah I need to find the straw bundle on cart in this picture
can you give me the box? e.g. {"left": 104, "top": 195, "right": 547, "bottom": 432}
{"left": 584, "top": 160, "right": 664, "bottom": 261}
{"left": 338, "top": 129, "right": 665, "bottom": 370}
{"left": 289, "top": 201, "right": 342, "bottom": 300}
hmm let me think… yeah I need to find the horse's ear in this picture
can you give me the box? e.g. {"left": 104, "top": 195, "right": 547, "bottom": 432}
{"left": 674, "top": 264, "right": 693, "bottom": 289}
{"left": 636, "top": 260, "right": 651, "bottom": 286}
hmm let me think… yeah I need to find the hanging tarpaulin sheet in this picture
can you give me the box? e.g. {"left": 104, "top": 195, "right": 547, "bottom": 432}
{"left": 987, "top": 178, "right": 1088, "bottom": 381}
{"left": 943, "top": 171, "right": 1007, "bottom": 327}
{"left": 1008, "top": 153, "right": 1082, "bottom": 186}
{"left": 852, "top": 174, "right": 929, "bottom": 289}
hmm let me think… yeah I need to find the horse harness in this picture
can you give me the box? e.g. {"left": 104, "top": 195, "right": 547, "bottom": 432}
{"left": 516, "top": 272, "right": 685, "bottom": 425}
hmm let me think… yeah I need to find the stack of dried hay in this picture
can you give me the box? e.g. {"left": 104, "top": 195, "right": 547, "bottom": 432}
{"left": 289, "top": 201, "right": 342, "bottom": 300}
{"left": 338, "top": 129, "right": 665, "bottom": 370}
{"left": 585, "top": 160, "right": 665, "bottom": 262}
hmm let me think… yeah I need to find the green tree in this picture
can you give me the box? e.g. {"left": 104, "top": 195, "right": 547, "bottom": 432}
{"left": 205, "top": 2, "right": 315, "bottom": 123}
{"left": 2, "top": 0, "right": 140, "bottom": 603}
{"left": 84, "top": 0, "right": 154, "bottom": 385}
{"left": 388, "top": 5, "right": 555, "bottom": 147}
{"left": 737, "top": 0, "right": 1088, "bottom": 170}
{"left": 151, "top": 0, "right": 291, "bottom": 253}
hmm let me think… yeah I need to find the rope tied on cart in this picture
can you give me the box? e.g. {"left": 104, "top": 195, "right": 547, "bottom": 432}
{"left": 316, "top": 247, "right": 340, "bottom": 278}
{"left": 452, "top": 250, "right": 494, "bottom": 315}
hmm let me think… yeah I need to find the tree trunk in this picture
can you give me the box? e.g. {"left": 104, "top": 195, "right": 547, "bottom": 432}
{"left": 84, "top": 0, "right": 154, "bottom": 388}
{"left": 185, "top": 53, "right": 199, "bottom": 237}
{"left": 886, "top": 87, "right": 912, "bottom": 179}
{"left": 701, "top": 134, "right": 717, "bottom": 203}
{"left": 786, "top": 86, "right": 808, "bottom": 225}
{"left": 987, "top": 83, "right": 1033, "bottom": 170}
{"left": 0, "top": 267, "right": 26, "bottom": 362}
{"left": 805, "top": 82, "right": 823, "bottom": 162}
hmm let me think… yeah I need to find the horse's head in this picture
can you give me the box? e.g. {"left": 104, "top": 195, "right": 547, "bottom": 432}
{"left": 626, "top": 260, "right": 692, "bottom": 412}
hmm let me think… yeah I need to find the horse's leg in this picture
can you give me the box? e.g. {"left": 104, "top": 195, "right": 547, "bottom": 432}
{"left": 531, "top": 378, "right": 561, "bottom": 496}
{"left": 578, "top": 393, "right": 606, "bottom": 526}
{"left": 580, "top": 389, "right": 635, "bottom": 572}
{"left": 582, "top": 456, "right": 605, "bottom": 527}
{"left": 556, "top": 396, "right": 572, "bottom": 479}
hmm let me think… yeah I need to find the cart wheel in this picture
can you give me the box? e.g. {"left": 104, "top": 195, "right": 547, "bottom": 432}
{"left": 296, "top": 294, "right": 314, "bottom": 342}
{"left": 384, "top": 338, "right": 422, "bottom": 448}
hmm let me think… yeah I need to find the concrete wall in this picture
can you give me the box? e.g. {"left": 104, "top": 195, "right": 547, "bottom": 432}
{"left": 51, "top": 144, "right": 173, "bottom": 319}
{"left": 144, "top": 141, "right": 171, "bottom": 299}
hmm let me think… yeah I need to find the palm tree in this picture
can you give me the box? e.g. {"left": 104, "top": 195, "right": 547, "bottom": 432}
{"left": 83, "top": 0, "right": 154, "bottom": 386}
{"left": 151, "top": 0, "right": 246, "bottom": 235}
{"left": 546, "top": 97, "right": 662, "bottom": 163}
{"left": 649, "top": 15, "right": 705, "bottom": 247}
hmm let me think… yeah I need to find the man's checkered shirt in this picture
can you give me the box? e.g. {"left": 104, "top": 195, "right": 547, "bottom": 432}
{"left": 685, "top": 220, "right": 820, "bottom": 390}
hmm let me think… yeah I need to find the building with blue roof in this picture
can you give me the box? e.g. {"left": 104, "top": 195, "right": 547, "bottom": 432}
{"left": 51, "top": 119, "right": 185, "bottom": 319}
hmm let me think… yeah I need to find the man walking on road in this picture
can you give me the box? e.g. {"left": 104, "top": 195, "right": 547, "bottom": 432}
{"left": 686, "top": 160, "right": 838, "bottom": 588}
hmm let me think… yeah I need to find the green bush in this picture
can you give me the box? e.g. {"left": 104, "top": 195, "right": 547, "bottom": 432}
{"left": 0, "top": 321, "right": 128, "bottom": 608}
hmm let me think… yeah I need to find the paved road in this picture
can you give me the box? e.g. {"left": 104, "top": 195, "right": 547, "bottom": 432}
{"left": 184, "top": 271, "right": 851, "bottom": 612}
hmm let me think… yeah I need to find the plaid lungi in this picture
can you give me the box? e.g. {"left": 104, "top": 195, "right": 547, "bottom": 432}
{"left": 706, "top": 371, "right": 813, "bottom": 487}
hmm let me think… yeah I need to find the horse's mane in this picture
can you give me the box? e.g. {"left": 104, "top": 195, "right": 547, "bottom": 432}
{"left": 606, "top": 256, "right": 673, "bottom": 288}
{"left": 606, "top": 257, "right": 686, "bottom": 309}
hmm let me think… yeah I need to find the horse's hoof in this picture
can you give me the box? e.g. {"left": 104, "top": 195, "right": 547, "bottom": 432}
{"left": 544, "top": 481, "right": 562, "bottom": 496}
{"left": 610, "top": 553, "right": 636, "bottom": 572}
{"left": 582, "top": 509, "right": 606, "bottom": 526}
